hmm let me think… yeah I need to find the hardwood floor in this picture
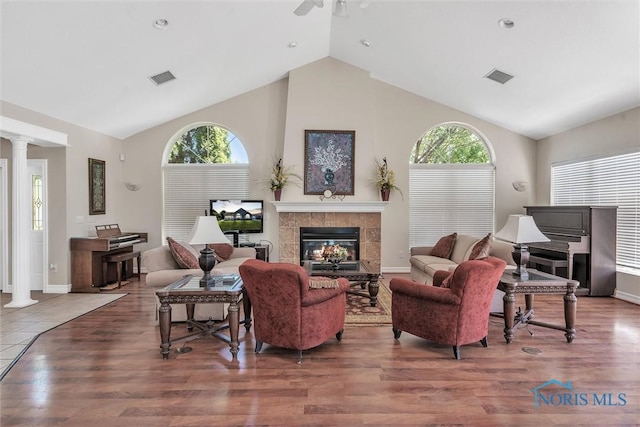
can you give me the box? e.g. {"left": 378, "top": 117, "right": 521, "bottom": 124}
{"left": 1, "top": 274, "right": 639, "bottom": 426}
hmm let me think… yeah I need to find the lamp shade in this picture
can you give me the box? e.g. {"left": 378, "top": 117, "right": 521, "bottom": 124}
{"left": 494, "top": 214, "right": 550, "bottom": 244}
{"left": 186, "top": 216, "right": 228, "bottom": 245}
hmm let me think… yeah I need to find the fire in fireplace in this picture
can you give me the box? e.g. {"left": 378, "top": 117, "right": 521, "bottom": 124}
{"left": 299, "top": 227, "right": 360, "bottom": 267}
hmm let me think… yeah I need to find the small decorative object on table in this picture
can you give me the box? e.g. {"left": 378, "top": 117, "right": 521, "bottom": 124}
{"left": 322, "top": 244, "right": 348, "bottom": 270}
{"left": 374, "top": 157, "right": 403, "bottom": 201}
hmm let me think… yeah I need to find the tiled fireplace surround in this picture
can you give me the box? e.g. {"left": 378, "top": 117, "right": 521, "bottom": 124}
{"left": 276, "top": 209, "right": 382, "bottom": 272}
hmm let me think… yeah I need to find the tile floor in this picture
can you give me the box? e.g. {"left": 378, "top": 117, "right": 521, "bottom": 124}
{"left": 0, "top": 292, "right": 125, "bottom": 376}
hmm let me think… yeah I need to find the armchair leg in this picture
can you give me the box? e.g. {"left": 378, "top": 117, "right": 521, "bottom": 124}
{"left": 336, "top": 329, "right": 344, "bottom": 341}
{"left": 453, "top": 346, "right": 461, "bottom": 360}
{"left": 255, "top": 341, "right": 263, "bottom": 354}
{"left": 393, "top": 328, "right": 402, "bottom": 339}
{"left": 296, "top": 350, "right": 302, "bottom": 364}
{"left": 480, "top": 336, "right": 488, "bottom": 348}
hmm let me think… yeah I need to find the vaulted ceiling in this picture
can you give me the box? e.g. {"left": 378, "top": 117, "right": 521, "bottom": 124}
{"left": 1, "top": 1, "right": 638, "bottom": 140}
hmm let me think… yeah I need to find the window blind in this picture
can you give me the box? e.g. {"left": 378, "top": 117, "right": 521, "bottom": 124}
{"left": 409, "top": 164, "right": 495, "bottom": 247}
{"left": 552, "top": 151, "right": 640, "bottom": 269}
{"left": 163, "top": 164, "right": 249, "bottom": 241}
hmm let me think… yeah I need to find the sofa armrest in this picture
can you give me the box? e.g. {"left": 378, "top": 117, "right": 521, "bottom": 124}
{"left": 390, "top": 277, "right": 460, "bottom": 305}
{"left": 230, "top": 247, "right": 256, "bottom": 259}
{"left": 410, "top": 246, "right": 434, "bottom": 256}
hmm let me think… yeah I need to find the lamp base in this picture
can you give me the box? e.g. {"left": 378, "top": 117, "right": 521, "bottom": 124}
{"left": 198, "top": 245, "right": 217, "bottom": 287}
{"left": 511, "top": 244, "right": 530, "bottom": 281}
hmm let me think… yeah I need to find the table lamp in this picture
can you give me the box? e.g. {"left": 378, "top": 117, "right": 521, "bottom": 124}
{"left": 186, "top": 216, "right": 229, "bottom": 287}
{"left": 494, "top": 214, "right": 550, "bottom": 280}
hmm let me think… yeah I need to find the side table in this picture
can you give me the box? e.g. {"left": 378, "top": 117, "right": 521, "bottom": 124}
{"left": 155, "top": 274, "right": 252, "bottom": 360}
{"left": 496, "top": 269, "right": 578, "bottom": 344}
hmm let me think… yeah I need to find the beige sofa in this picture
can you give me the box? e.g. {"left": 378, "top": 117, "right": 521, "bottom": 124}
{"left": 142, "top": 244, "right": 256, "bottom": 321}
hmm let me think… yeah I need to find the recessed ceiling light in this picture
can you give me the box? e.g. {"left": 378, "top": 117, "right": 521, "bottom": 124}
{"left": 498, "top": 18, "right": 514, "bottom": 29}
{"left": 288, "top": 41, "right": 298, "bottom": 48}
{"left": 360, "top": 39, "right": 371, "bottom": 47}
{"left": 153, "top": 19, "right": 169, "bottom": 29}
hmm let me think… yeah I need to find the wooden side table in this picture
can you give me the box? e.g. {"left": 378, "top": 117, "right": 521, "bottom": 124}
{"left": 496, "top": 269, "right": 578, "bottom": 344}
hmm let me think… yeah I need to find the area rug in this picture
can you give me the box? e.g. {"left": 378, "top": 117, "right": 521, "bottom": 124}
{"left": 345, "top": 279, "right": 392, "bottom": 325}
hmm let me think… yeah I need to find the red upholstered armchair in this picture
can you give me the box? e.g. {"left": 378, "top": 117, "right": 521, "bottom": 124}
{"left": 390, "top": 256, "right": 507, "bottom": 359}
{"left": 239, "top": 259, "right": 350, "bottom": 363}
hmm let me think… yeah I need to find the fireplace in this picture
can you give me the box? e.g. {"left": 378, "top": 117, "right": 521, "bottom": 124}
{"left": 300, "top": 227, "right": 360, "bottom": 269}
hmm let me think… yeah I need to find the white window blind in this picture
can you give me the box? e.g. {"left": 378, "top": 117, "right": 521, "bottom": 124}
{"left": 163, "top": 164, "right": 249, "bottom": 241}
{"left": 409, "top": 164, "right": 495, "bottom": 247}
{"left": 552, "top": 151, "right": 640, "bottom": 269}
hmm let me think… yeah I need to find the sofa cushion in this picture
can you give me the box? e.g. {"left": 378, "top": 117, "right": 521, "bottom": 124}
{"left": 166, "top": 237, "right": 199, "bottom": 269}
{"left": 430, "top": 232, "right": 457, "bottom": 259}
{"left": 410, "top": 255, "right": 457, "bottom": 273}
{"left": 450, "top": 234, "right": 480, "bottom": 264}
{"left": 468, "top": 233, "right": 492, "bottom": 260}
{"left": 210, "top": 243, "right": 234, "bottom": 261}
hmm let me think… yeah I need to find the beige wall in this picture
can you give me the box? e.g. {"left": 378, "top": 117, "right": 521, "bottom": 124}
{"left": 123, "top": 58, "right": 537, "bottom": 270}
{"left": 535, "top": 107, "right": 640, "bottom": 301}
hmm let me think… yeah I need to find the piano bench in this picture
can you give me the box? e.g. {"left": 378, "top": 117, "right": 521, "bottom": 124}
{"left": 528, "top": 255, "right": 568, "bottom": 276}
{"left": 102, "top": 251, "right": 141, "bottom": 288}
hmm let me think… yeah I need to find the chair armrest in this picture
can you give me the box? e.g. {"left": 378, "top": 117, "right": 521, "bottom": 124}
{"left": 302, "top": 278, "right": 350, "bottom": 306}
{"left": 433, "top": 270, "right": 451, "bottom": 287}
{"left": 410, "top": 246, "right": 434, "bottom": 256}
{"left": 390, "top": 277, "right": 460, "bottom": 305}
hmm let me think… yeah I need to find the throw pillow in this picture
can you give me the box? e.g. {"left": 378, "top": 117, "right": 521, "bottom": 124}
{"left": 167, "top": 237, "right": 199, "bottom": 269}
{"left": 309, "top": 279, "right": 340, "bottom": 289}
{"left": 469, "top": 233, "right": 492, "bottom": 260}
{"left": 210, "top": 243, "right": 234, "bottom": 261}
{"left": 430, "top": 232, "right": 457, "bottom": 259}
{"left": 441, "top": 274, "right": 452, "bottom": 288}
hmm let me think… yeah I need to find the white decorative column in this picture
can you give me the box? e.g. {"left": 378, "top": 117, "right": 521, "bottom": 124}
{"left": 5, "top": 137, "right": 37, "bottom": 307}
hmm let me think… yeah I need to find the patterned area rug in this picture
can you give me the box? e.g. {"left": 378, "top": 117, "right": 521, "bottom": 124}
{"left": 345, "top": 279, "right": 392, "bottom": 325}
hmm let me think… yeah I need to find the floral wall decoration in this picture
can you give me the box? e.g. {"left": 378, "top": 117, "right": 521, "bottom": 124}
{"left": 303, "top": 130, "right": 355, "bottom": 195}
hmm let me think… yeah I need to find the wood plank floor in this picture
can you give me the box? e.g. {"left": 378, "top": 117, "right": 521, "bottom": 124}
{"left": 1, "top": 274, "right": 639, "bottom": 426}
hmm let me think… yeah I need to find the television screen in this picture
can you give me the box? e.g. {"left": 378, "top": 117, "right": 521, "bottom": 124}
{"left": 209, "top": 199, "right": 263, "bottom": 234}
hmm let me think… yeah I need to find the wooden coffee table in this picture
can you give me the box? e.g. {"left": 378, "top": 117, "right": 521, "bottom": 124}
{"left": 155, "top": 274, "right": 252, "bottom": 360}
{"left": 496, "top": 269, "right": 578, "bottom": 344}
{"left": 304, "top": 260, "right": 381, "bottom": 307}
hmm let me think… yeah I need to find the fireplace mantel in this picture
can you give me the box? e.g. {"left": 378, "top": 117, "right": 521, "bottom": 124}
{"left": 272, "top": 201, "right": 387, "bottom": 213}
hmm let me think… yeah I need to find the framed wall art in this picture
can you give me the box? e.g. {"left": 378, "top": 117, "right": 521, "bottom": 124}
{"left": 88, "top": 158, "right": 106, "bottom": 215}
{"left": 304, "top": 130, "right": 355, "bottom": 196}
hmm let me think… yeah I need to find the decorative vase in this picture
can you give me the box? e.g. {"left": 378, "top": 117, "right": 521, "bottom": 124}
{"left": 274, "top": 188, "right": 282, "bottom": 201}
{"left": 324, "top": 168, "right": 335, "bottom": 185}
{"left": 381, "top": 189, "right": 390, "bottom": 201}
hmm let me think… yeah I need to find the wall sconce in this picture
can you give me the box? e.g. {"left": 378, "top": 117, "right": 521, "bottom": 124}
{"left": 512, "top": 181, "right": 528, "bottom": 192}
{"left": 124, "top": 182, "right": 142, "bottom": 191}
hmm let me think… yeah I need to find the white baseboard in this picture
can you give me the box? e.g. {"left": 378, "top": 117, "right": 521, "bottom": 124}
{"left": 45, "top": 284, "right": 72, "bottom": 294}
{"left": 614, "top": 290, "right": 640, "bottom": 305}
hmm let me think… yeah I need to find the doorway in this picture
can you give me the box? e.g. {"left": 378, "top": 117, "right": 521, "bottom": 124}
{"left": 29, "top": 159, "right": 47, "bottom": 292}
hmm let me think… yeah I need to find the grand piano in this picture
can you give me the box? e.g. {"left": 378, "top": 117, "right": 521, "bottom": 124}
{"left": 525, "top": 206, "right": 617, "bottom": 296}
{"left": 70, "top": 224, "right": 148, "bottom": 293}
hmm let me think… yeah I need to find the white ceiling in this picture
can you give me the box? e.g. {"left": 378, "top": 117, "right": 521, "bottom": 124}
{"left": 1, "top": 0, "right": 638, "bottom": 140}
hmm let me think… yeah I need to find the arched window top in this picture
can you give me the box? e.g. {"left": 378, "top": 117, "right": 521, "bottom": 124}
{"left": 410, "top": 123, "right": 492, "bottom": 165}
{"left": 166, "top": 124, "right": 248, "bottom": 164}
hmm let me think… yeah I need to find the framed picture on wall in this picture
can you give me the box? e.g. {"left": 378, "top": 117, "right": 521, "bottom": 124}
{"left": 88, "top": 158, "right": 106, "bottom": 215}
{"left": 304, "top": 130, "right": 355, "bottom": 195}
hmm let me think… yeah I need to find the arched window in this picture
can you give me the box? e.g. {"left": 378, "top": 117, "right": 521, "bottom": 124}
{"left": 409, "top": 123, "right": 495, "bottom": 247}
{"left": 162, "top": 124, "right": 250, "bottom": 241}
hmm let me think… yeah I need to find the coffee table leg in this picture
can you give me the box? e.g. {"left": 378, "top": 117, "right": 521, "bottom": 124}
{"left": 503, "top": 286, "right": 516, "bottom": 344}
{"left": 564, "top": 284, "right": 577, "bottom": 343}
{"left": 228, "top": 302, "right": 240, "bottom": 360}
{"left": 367, "top": 280, "right": 379, "bottom": 307}
{"left": 158, "top": 301, "right": 172, "bottom": 359}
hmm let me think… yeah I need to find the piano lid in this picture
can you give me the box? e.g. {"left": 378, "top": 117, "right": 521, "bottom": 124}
{"left": 525, "top": 206, "right": 591, "bottom": 236}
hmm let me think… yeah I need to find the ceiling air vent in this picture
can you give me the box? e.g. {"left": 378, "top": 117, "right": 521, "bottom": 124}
{"left": 484, "top": 68, "right": 514, "bottom": 85}
{"left": 149, "top": 70, "right": 176, "bottom": 86}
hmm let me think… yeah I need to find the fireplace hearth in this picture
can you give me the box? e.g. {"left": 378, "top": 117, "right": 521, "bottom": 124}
{"left": 300, "top": 227, "right": 360, "bottom": 268}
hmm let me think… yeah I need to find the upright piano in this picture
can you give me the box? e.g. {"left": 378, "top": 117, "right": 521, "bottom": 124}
{"left": 525, "top": 206, "right": 617, "bottom": 296}
{"left": 70, "top": 224, "right": 148, "bottom": 293}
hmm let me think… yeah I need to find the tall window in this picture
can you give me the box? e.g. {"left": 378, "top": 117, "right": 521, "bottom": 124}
{"left": 552, "top": 151, "right": 640, "bottom": 269}
{"left": 163, "top": 124, "right": 249, "bottom": 240}
{"left": 409, "top": 124, "right": 494, "bottom": 247}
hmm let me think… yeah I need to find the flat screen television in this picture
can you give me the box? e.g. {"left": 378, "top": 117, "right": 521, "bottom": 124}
{"left": 209, "top": 199, "right": 264, "bottom": 234}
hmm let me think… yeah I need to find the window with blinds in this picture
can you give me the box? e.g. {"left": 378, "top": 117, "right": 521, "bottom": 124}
{"left": 163, "top": 164, "right": 249, "bottom": 241}
{"left": 409, "top": 164, "right": 495, "bottom": 247}
{"left": 552, "top": 151, "right": 640, "bottom": 269}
